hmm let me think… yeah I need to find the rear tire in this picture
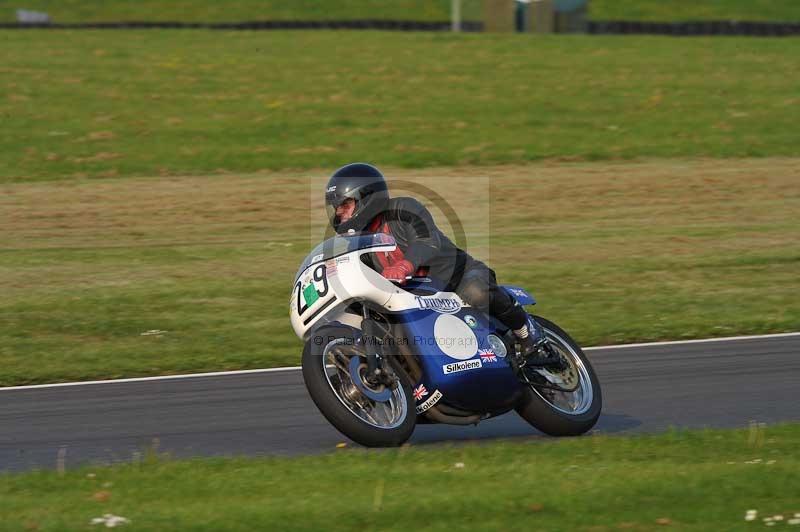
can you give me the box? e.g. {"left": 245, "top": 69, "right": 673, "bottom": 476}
{"left": 302, "top": 325, "right": 416, "bottom": 447}
{"left": 515, "top": 317, "right": 602, "bottom": 436}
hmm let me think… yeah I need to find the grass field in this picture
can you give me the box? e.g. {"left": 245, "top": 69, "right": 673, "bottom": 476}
{"left": 3, "top": 32, "right": 800, "bottom": 182}
{"left": 1, "top": 31, "right": 798, "bottom": 385}
{"left": 1, "top": 423, "right": 797, "bottom": 530}
{"left": 590, "top": 0, "right": 800, "bottom": 22}
{"left": 1, "top": 160, "right": 798, "bottom": 386}
{"left": 0, "top": 0, "right": 479, "bottom": 23}
{"left": 3, "top": 0, "right": 800, "bottom": 23}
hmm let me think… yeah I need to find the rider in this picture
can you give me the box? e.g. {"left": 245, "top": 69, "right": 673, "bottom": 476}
{"left": 324, "top": 162, "right": 547, "bottom": 361}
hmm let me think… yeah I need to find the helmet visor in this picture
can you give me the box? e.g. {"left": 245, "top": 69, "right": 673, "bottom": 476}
{"left": 325, "top": 202, "right": 339, "bottom": 228}
{"left": 325, "top": 195, "right": 356, "bottom": 230}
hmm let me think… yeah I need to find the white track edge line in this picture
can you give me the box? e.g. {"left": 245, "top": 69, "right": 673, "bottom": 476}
{"left": 0, "top": 366, "right": 303, "bottom": 392}
{"left": 2, "top": 331, "right": 798, "bottom": 392}
{"left": 583, "top": 331, "right": 800, "bottom": 351}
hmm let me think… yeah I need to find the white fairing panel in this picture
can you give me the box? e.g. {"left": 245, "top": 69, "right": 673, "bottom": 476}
{"left": 290, "top": 242, "right": 468, "bottom": 341}
{"left": 290, "top": 244, "right": 398, "bottom": 340}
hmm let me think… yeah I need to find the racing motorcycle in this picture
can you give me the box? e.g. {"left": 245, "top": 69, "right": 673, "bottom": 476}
{"left": 290, "top": 232, "right": 602, "bottom": 447}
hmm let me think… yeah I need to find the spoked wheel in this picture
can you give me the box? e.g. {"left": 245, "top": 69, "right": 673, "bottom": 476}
{"left": 515, "top": 316, "right": 602, "bottom": 436}
{"left": 302, "top": 325, "right": 416, "bottom": 447}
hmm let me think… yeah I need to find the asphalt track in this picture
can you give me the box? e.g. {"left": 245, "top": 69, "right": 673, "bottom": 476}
{"left": 1, "top": 334, "right": 798, "bottom": 473}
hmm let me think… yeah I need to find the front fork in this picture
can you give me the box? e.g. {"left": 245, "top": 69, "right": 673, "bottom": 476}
{"left": 361, "top": 304, "right": 392, "bottom": 387}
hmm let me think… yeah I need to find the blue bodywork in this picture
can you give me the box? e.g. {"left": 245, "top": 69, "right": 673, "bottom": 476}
{"left": 391, "top": 279, "right": 536, "bottom": 417}
{"left": 503, "top": 285, "right": 536, "bottom": 306}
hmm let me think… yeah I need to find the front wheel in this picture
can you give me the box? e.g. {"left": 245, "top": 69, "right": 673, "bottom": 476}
{"left": 302, "top": 325, "right": 416, "bottom": 447}
{"left": 515, "top": 316, "right": 602, "bottom": 436}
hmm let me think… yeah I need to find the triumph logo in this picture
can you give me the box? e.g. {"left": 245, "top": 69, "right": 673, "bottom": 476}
{"left": 415, "top": 296, "right": 461, "bottom": 314}
{"left": 442, "top": 359, "right": 482, "bottom": 375}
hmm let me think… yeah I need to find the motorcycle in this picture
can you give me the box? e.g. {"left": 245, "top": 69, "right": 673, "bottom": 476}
{"left": 290, "top": 232, "right": 602, "bottom": 447}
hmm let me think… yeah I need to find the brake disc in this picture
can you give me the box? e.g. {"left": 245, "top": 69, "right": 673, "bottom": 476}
{"left": 348, "top": 356, "right": 392, "bottom": 402}
{"left": 527, "top": 346, "right": 580, "bottom": 392}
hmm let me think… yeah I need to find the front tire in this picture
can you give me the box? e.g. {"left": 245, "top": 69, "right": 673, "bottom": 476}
{"left": 302, "top": 325, "right": 416, "bottom": 447}
{"left": 515, "top": 316, "right": 602, "bottom": 436}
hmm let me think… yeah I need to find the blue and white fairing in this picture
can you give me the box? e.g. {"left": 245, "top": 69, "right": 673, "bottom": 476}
{"left": 290, "top": 233, "right": 538, "bottom": 417}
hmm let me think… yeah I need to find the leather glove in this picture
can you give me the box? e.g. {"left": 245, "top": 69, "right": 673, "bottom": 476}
{"left": 382, "top": 260, "right": 415, "bottom": 285}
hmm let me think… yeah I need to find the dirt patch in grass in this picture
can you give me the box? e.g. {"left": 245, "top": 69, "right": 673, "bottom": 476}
{"left": 2, "top": 157, "right": 797, "bottom": 252}
{"left": 2, "top": 157, "right": 798, "bottom": 290}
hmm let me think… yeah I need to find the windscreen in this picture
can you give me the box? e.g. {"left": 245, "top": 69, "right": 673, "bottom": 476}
{"left": 293, "top": 233, "right": 395, "bottom": 283}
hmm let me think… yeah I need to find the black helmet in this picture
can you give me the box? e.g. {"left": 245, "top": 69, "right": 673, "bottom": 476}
{"left": 325, "top": 163, "right": 390, "bottom": 234}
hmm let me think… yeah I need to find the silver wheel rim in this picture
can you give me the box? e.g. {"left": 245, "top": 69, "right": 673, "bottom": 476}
{"left": 529, "top": 329, "right": 595, "bottom": 416}
{"left": 322, "top": 338, "right": 408, "bottom": 430}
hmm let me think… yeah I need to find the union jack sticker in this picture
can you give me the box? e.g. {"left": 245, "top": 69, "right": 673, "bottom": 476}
{"left": 325, "top": 259, "right": 338, "bottom": 277}
{"left": 413, "top": 384, "right": 428, "bottom": 401}
{"left": 479, "top": 349, "right": 497, "bottom": 363}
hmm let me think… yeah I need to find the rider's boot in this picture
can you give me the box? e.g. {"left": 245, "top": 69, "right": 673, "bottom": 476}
{"left": 514, "top": 315, "right": 547, "bottom": 362}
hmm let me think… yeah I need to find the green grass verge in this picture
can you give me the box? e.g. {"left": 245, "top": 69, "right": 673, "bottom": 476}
{"left": 2, "top": 31, "right": 800, "bottom": 182}
{"left": 1, "top": 423, "right": 797, "bottom": 530}
{"left": 590, "top": 0, "right": 800, "bottom": 22}
{"left": 1, "top": 161, "right": 798, "bottom": 386}
{"left": 5, "top": 1, "right": 800, "bottom": 24}
{"left": 0, "top": 0, "right": 483, "bottom": 23}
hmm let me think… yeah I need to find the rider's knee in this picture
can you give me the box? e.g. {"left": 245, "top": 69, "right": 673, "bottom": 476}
{"left": 458, "top": 276, "right": 492, "bottom": 311}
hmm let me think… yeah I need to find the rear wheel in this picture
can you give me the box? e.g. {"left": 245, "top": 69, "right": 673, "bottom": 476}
{"left": 302, "top": 325, "right": 416, "bottom": 447}
{"left": 515, "top": 316, "right": 602, "bottom": 436}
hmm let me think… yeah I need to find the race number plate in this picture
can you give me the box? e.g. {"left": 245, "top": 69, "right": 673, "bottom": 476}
{"left": 294, "top": 264, "right": 329, "bottom": 318}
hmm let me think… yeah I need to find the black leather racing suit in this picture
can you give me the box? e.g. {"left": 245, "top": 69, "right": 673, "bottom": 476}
{"left": 367, "top": 197, "right": 528, "bottom": 332}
